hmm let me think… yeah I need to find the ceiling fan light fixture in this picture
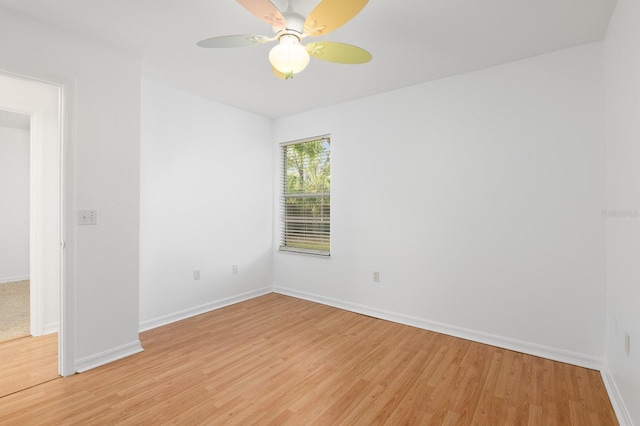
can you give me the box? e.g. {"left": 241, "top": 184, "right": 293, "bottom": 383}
{"left": 198, "top": 0, "right": 372, "bottom": 79}
{"left": 269, "top": 33, "right": 310, "bottom": 76}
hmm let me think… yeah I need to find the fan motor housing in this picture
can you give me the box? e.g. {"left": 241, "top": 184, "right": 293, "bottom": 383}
{"left": 280, "top": 10, "right": 305, "bottom": 35}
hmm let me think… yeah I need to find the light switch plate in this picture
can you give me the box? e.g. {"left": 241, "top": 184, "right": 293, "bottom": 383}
{"left": 78, "top": 210, "right": 98, "bottom": 225}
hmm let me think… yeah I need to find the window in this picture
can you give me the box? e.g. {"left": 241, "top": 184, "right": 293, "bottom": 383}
{"left": 280, "top": 136, "right": 331, "bottom": 256}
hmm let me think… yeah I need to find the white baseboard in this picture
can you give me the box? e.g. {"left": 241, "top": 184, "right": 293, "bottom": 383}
{"left": 274, "top": 286, "right": 604, "bottom": 371}
{"left": 0, "top": 275, "right": 30, "bottom": 284}
{"left": 139, "top": 287, "right": 273, "bottom": 333}
{"left": 601, "top": 369, "right": 634, "bottom": 426}
{"left": 76, "top": 340, "right": 144, "bottom": 373}
{"left": 43, "top": 322, "right": 59, "bottom": 335}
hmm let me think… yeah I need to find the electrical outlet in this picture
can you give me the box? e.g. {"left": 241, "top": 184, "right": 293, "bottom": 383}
{"left": 232, "top": 264, "right": 238, "bottom": 275}
{"left": 373, "top": 271, "right": 380, "bottom": 283}
{"left": 194, "top": 269, "right": 200, "bottom": 280}
{"left": 625, "top": 332, "right": 630, "bottom": 355}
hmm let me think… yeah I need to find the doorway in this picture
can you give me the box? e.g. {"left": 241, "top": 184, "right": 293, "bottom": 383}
{"left": 0, "top": 72, "right": 65, "bottom": 394}
{"left": 0, "top": 110, "right": 31, "bottom": 343}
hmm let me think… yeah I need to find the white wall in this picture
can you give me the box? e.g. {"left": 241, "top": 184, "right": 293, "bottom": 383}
{"left": 273, "top": 43, "right": 607, "bottom": 367}
{"left": 0, "top": 125, "right": 29, "bottom": 283}
{"left": 139, "top": 79, "right": 273, "bottom": 329}
{"left": 0, "top": 7, "right": 142, "bottom": 370}
{"left": 604, "top": 0, "right": 640, "bottom": 423}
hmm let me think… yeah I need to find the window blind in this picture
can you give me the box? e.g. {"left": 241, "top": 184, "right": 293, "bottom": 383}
{"left": 280, "top": 136, "right": 331, "bottom": 256}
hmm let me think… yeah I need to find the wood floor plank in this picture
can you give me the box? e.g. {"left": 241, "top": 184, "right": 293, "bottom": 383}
{"left": 0, "top": 333, "right": 58, "bottom": 398}
{"left": 0, "top": 294, "right": 619, "bottom": 425}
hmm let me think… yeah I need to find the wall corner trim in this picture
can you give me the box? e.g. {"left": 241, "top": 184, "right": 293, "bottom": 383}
{"left": 76, "top": 341, "right": 144, "bottom": 373}
{"left": 273, "top": 286, "right": 604, "bottom": 371}
{"left": 139, "top": 287, "right": 273, "bottom": 333}
{"left": 600, "top": 368, "right": 634, "bottom": 426}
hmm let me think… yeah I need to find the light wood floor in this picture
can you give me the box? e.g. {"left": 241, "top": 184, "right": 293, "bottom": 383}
{"left": 0, "top": 333, "right": 58, "bottom": 398}
{"left": 0, "top": 294, "right": 617, "bottom": 425}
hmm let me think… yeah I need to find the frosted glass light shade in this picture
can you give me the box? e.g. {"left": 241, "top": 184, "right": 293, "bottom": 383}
{"left": 269, "top": 34, "right": 310, "bottom": 74}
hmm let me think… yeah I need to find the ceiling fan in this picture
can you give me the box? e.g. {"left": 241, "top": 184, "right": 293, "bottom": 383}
{"left": 197, "top": 0, "right": 372, "bottom": 79}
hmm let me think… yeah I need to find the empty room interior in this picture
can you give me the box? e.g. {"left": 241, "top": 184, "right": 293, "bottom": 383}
{"left": 0, "top": 0, "right": 638, "bottom": 424}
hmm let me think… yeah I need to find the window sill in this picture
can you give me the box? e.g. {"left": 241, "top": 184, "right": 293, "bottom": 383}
{"left": 279, "top": 247, "right": 331, "bottom": 257}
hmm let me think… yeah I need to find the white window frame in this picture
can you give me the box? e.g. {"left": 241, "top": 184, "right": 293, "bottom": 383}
{"left": 279, "top": 135, "right": 331, "bottom": 256}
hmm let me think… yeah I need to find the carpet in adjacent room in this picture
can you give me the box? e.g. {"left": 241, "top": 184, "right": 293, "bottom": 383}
{"left": 0, "top": 280, "right": 30, "bottom": 342}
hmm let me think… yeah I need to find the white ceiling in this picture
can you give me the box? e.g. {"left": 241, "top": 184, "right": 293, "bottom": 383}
{"left": 0, "top": 0, "right": 617, "bottom": 118}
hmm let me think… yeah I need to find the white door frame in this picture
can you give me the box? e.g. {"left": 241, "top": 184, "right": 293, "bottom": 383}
{"left": 0, "top": 71, "right": 75, "bottom": 376}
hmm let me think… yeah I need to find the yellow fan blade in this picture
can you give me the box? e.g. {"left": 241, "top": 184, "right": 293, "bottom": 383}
{"left": 307, "top": 42, "right": 372, "bottom": 64}
{"left": 304, "top": 0, "right": 368, "bottom": 36}
{"left": 236, "top": 0, "right": 286, "bottom": 30}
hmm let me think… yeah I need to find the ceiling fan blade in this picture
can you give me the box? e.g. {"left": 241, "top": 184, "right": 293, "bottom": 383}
{"left": 307, "top": 42, "right": 372, "bottom": 64}
{"left": 304, "top": 0, "right": 368, "bottom": 36}
{"left": 197, "top": 34, "right": 272, "bottom": 48}
{"left": 236, "top": 0, "right": 286, "bottom": 30}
